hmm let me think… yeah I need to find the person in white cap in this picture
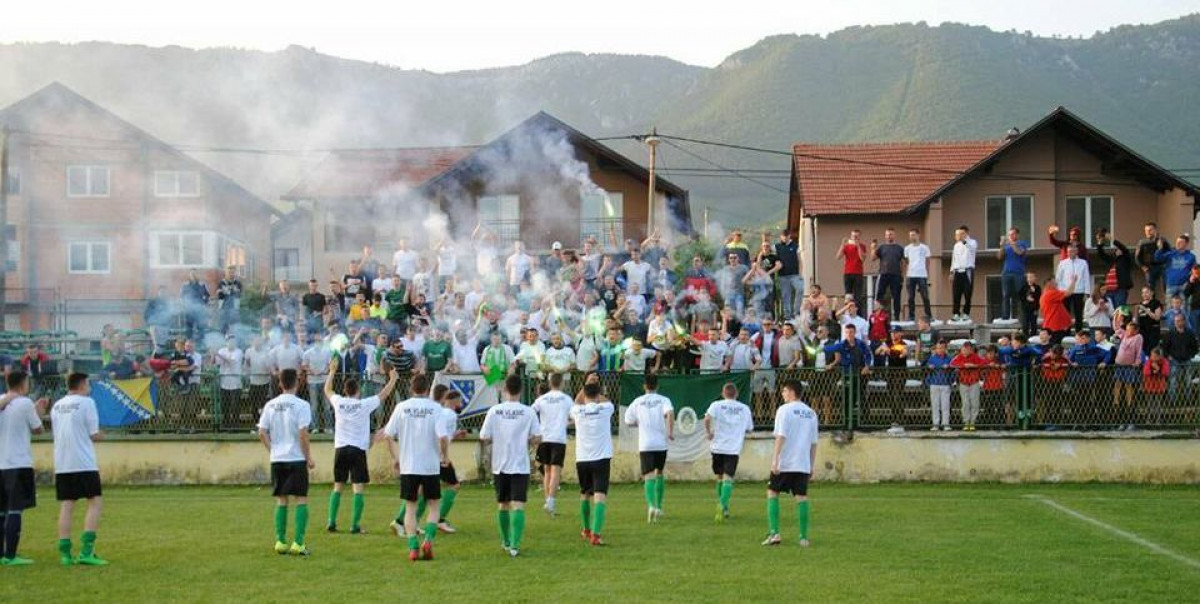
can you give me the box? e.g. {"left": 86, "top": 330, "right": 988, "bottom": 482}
{"left": 544, "top": 242, "right": 565, "bottom": 276}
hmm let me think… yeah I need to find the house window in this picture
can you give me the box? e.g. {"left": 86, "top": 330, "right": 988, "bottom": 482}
{"left": 580, "top": 191, "right": 623, "bottom": 245}
{"left": 66, "top": 165, "right": 110, "bottom": 197}
{"left": 985, "top": 275, "right": 1002, "bottom": 323}
{"left": 68, "top": 242, "right": 111, "bottom": 274}
{"left": 154, "top": 170, "right": 200, "bottom": 197}
{"left": 218, "top": 235, "right": 249, "bottom": 276}
{"left": 3, "top": 168, "right": 19, "bottom": 195}
{"left": 478, "top": 194, "right": 521, "bottom": 247}
{"left": 985, "top": 195, "right": 1033, "bottom": 249}
{"left": 155, "top": 232, "right": 207, "bottom": 267}
{"left": 5, "top": 225, "right": 18, "bottom": 272}
{"left": 1065, "top": 196, "right": 1113, "bottom": 240}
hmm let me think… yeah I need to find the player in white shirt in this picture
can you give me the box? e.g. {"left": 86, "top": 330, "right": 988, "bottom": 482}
{"left": 323, "top": 363, "right": 398, "bottom": 535}
{"left": 705, "top": 383, "right": 754, "bottom": 521}
{"left": 257, "top": 369, "right": 314, "bottom": 556}
{"left": 623, "top": 374, "right": 674, "bottom": 523}
{"left": 394, "top": 387, "right": 466, "bottom": 536}
{"left": 0, "top": 371, "right": 48, "bottom": 565}
{"left": 480, "top": 375, "right": 543, "bottom": 557}
{"left": 531, "top": 373, "right": 572, "bottom": 515}
{"left": 378, "top": 374, "right": 450, "bottom": 562}
{"left": 569, "top": 381, "right": 614, "bottom": 546}
{"left": 763, "top": 380, "right": 819, "bottom": 547}
{"left": 51, "top": 373, "right": 108, "bottom": 565}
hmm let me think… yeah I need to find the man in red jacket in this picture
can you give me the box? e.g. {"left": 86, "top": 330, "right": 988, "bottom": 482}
{"left": 1040, "top": 272, "right": 1079, "bottom": 346}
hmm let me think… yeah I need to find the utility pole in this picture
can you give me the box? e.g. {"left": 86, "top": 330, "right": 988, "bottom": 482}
{"left": 645, "top": 128, "right": 659, "bottom": 237}
{"left": 703, "top": 205, "right": 710, "bottom": 240}
{"left": 0, "top": 125, "right": 9, "bottom": 323}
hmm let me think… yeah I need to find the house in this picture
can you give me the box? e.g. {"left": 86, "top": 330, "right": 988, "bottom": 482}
{"left": 0, "top": 82, "right": 278, "bottom": 337}
{"left": 280, "top": 112, "right": 691, "bottom": 281}
{"left": 788, "top": 107, "right": 1199, "bottom": 323}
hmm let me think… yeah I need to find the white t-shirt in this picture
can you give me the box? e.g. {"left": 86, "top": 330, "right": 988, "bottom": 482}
{"left": 451, "top": 339, "right": 482, "bottom": 373}
{"left": 257, "top": 393, "right": 312, "bottom": 463}
{"left": 544, "top": 346, "right": 575, "bottom": 373}
{"left": 904, "top": 243, "right": 931, "bottom": 279}
{"left": 623, "top": 348, "right": 658, "bottom": 372}
{"left": 331, "top": 394, "right": 380, "bottom": 451}
{"left": 516, "top": 341, "right": 547, "bottom": 375}
{"left": 437, "top": 246, "right": 457, "bottom": 277}
{"left": 699, "top": 340, "right": 730, "bottom": 371}
{"left": 383, "top": 397, "right": 449, "bottom": 476}
{"left": 507, "top": 253, "right": 532, "bottom": 285}
{"left": 393, "top": 249, "right": 419, "bottom": 279}
{"left": 531, "top": 390, "right": 572, "bottom": 444}
{"left": 245, "top": 347, "right": 274, "bottom": 385}
{"left": 0, "top": 397, "right": 41, "bottom": 470}
{"left": 575, "top": 337, "right": 599, "bottom": 371}
{"left": 773, "top": 401, "right": 819, "bottom": 473}
{"left": 570, "top": 401, "right": 614, "bottom": 462}
{"left": 706, "top": 398, "right": 754, "bottom": 455}
{"left": 272, "top": 344, "right": 303, "bottom": 372}
{"left": 1055, "top": 258, "right": 1091, "bottom": 295}
{"left": 440, "top": 407, "right": 459, "bottom": 442}
{"left": 622, "top": 260, "right": 652, "bottom": 293}
{"left": 372, "top": 276, "right": 395, "bottom": 294}
{"left": 302, "top": 346, "right": 333, "bottom": 384}
{"left": 475, "top": 245, "right": 497, "bottom": 275}
{"left": 216, "top": 347, "right": 244, "bottom": 390}
{"left": 623, "top": 393, "right": 674, "bottom": 452}
{"left": 728, "top": 342, "right": 760, "bottom": 371}
{"left": 480, "top": 401, "right": 542, "bottom": 475}
{"left": 51, "top": 394, "right": 100, "bottom": 473}
{"left": 951, "top": 237, "right": 978, "bottom": 272}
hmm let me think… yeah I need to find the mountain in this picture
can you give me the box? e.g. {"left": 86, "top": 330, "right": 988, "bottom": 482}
{"left": 1, "top": 15, "right": 1199, "bottom": 228}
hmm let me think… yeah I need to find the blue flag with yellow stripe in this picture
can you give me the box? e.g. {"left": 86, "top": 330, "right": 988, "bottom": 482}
{"left": 92, "top": 378, "right": 158, "bottom": 427}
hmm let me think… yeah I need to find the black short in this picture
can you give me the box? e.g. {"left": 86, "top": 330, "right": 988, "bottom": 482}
{"left": 639, "top": 450, "right": 668, "bottom": 475}
{"left": 333, "top": 446, "right": 370, "bottom": 484}
{"left": 576, "top": 459, "right": 611, "bottom": 495}
{"left": 711, "top": 453, "right": 740, "bottom": 478}
{"left": 440, "top": 463, "right": 459, "bottom": 485}
{"left": 768, "top": 472, "right": 811, "bottom": 496}
{"left": 0, "top": 467, "right": 37, "bottom": 510}
{"left": 536, "top": 442, "right": 566, "bottom": 467}
{"left": 400, "top": 474, "right": 441, "bottom": 502}
{"left": 270, "top": 462, "right": 309, "bottom": 497}
{"left": 493, "top": 473, "right": 530, "bottom": 503}
{"left": 55, "top": 471, "right": 103, "bottom": 501}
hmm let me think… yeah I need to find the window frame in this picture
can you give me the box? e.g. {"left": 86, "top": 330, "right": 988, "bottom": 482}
{"left": 153, "top": 170, "right": 201, "bottom": 198}
{"left": 983, "top": 195, "right": 1035, "bottom": 250}
{"left": 1064, "top": 195, "right": 1114, "bottom": 241}
{"left": 66, "top": 165, "right": 111, "bottom": 198}
{"left": 67, "top": 241, "right": 112, "bottom": 275}
{"left": 580, "top": 191, "right": 624, "bottom": 245}
{"left": 153, "top": 231, "right": 209, "bottom": 268}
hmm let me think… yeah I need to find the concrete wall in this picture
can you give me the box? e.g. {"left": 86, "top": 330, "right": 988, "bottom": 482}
{"left": 29, "top": 433, "right": 1200, "bottom": 485}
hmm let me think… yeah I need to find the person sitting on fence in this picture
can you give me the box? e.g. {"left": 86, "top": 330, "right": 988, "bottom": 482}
{"left": 1112, "top": 321, "right": 1144, "bottom": 431}
{"left": 951, "top": 341, "right": 985, "bottom": 431}
{"left": 103, "top": 349, "right": 138, "bottom": 380}
{"left": 169, "top": 339, "right": 196, "bottom": 391}
{"left": 20, "top": 343, "right": 51, "bottom": 377}
{"left": 925, "top": 340, "right": 953, "bottom": 431}
{"left": 1142, "top": 348, "right": 1169, "bottom": 426}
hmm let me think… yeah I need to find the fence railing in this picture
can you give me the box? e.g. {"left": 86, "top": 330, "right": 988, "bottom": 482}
{"left": 53, "top": 363, "right": 1200, "bottom": 435}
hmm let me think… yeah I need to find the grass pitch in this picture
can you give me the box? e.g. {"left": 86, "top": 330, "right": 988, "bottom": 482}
{"left": 1, "top": 482, "right": 1198, "bottom": 602}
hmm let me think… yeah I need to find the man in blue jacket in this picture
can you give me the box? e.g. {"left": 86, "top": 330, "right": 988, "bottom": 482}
{"left": 1154, "top": 234, "right": 1197, "bottom": 301}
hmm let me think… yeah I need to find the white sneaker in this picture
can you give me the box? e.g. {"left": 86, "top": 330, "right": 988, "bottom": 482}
{"left": 799, "top": 538, "right": 811, "bottom": 548}
{"left": 942, "top": 426, "right": 952, "bottom": 432}
{"left": 648, "top": 508, "right": 656, "bottom": 524}
{"left": 655, "top": 508, "right": 665, "bottom": 520}
{"left": 437, "top": 521, "right": 457, "bottom": 534}
{"left": 389, "top": 520, "right": 404, "bottom": 538}
{"left": 930, "top": 426, "right": 939, "bottom": 432}
{"left": 508, "top": 547, "right": 520, "bottom": 558}
{"left": 761, "top": 533, "right": 782, "bottom": 546}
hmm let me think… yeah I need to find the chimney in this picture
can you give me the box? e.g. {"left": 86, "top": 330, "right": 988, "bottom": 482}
{"left": 1005, "top": 127, "right": 1021, "bottom": 141}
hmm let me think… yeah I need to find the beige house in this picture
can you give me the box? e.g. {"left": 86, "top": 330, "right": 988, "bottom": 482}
{"left": 787, "top": 107, "right": 1199, "bottom": 322}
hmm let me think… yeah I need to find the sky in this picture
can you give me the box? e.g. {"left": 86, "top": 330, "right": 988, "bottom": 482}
{"left": 1, "top": 0, "right": 1197, "bottom": 72}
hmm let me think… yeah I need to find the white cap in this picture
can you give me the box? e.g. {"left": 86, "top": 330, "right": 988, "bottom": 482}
{"left": 551, "top": 241, "right": 562, "bottom": 250}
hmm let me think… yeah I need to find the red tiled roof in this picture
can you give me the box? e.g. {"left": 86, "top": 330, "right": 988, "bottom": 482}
{"left": 793, "top": 140, "right": 1006, "bottom": 216}
{"left": 283, "top": 147, "right": 477, "bottom": 200}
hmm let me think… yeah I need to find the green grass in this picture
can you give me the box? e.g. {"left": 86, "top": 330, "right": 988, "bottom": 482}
{"left": 2, "top": 483, "right": 1199, "bottom": 602}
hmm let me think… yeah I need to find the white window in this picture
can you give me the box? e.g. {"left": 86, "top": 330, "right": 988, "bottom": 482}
{"left": 4, "top": 168, "right": 19, "bottom": 195}
{"left": 68, "top": 242, "right": 111, "bottom": 274}
{"left": 67, "top": 165, "right": 110, "bottom": 197}
{"left": 218, "top": 235, "right": 249, "bottom": 276}
{"left": 580, "top": 191, "right": 623, "bottom": 245}
{"left": 478, "top": 194, "right": 521, "bottom": 246}
{"left": 154, "top": 170, "right": 200, "bottom": 197}
{"left": 154, "top": 232, "right": 207, "bottom": 267}
{"left": 1065, "top": 196, "right": 1113, "bottom": 240}
{"left": 984, "top": 195, "right": 1034, "bottom": 249}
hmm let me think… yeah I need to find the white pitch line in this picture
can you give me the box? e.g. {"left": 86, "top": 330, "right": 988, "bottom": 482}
{"left": 1027, "top": 495, "right": 1200, "bottom": 571}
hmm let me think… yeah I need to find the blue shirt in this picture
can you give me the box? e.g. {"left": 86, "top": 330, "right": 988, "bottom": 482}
{"left": 1154, "top": 248, "right": 1197, "bottom": 287}
{"left": 1002, "top": 240, "right": 1029, "bottom": 275}
{"left": 1067, "top": 343, "right": 1107, "bottom": 367}
{"left": 925, "top": 354, "right": 953, "bottom": 386}
{"left": 823, "top": 338, "right": 873, "bottom": 368}
{"left": 999, "top": 345, "right": 1040, "bottom": 368}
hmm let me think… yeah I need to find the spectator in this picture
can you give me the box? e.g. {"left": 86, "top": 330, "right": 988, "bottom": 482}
{"left": 1134, "top": 286, "right": 1163, "bottom": 354}
{"left": 721, "top": 230, "right": 752, "bottom": 267}
{"left": 383, "top": 338, "right": 417, "bottom": 375}
{"left": 301, "top": 280, "right": 327, "bottom": 338}
{"left": 1040, "top": 272, "right": 1077, "bottom": 346}
{"left": 180, "top": 269, "right": 210, "bottom": 340}
{"left": 271, "top": 332, "right": 303, "bottom": 378}
{"left": 19, "top": 344, "right": 51, "bottom": 377}
{"left": 169, "top": 339, "right": 196, "bottom": 390}
{"left": 871, "top": 228, "right": 904, "bottom": 319}
{"left": 1094, "top": 228, "right": 1133, "bottom": 309}
{"left": 1186, "top": 265, "right": 1200, "bottom": 339}
{"left": 392, "top": 238, "right": 419, "bottom": 288}
{"left": 480, "top": 332, "right": 515, "bottom": 384}
{"left": 1153, "top": 234, "right": 1197, "bottom": 300}
{"left": 716, "top": 252, "right": 748, "bottom": 316}
{"left": 505, "top": 241, "right": 533, "bottom": 291}
{"left": 301, "top": 336, "right": 332, "bottom": 431}
{"left": 925, "top": 340, "right": 953, "bottom": 431}
{"left": 215, "top": 335, "right": 244, "bottom": 429}
{"left": 1018, "top": 272, "right": 1042, "bottom": 337}
{"left": 1084, "top": 286, "right": 1114, "bottom": 333}
{"left": 836, "top": 229, "right": 867, "bottom": 318}
{"left": 836, "top": 300, "right": 868, "bottom": 339}
{"left": 216, "top": 266, "right": 243, "bottom": 335}
{"left": 358, "top": 244, "right": 382, "bottom": 287}
{"left": 103, "top": 349, "right": 138, "bottom": 380}
{"left": 622, "top": 338, "right": 658, "bottom": 373}
{"left": 949, "top": 225, "right": 978, "bottom": 323}
{"left": 950, "top": 341, "right": 985, "bottom": 431}
{"left": 343, "top": 259, "right": 371, "bottom": 305}
{"left": 1161, "top": 313, "right": 1198, "bottom": 399}
{"left": 903, "top": 228, "right": 933, "bottom": 323}
{"left": 1135, "top": 222, "right": 1168, "bottom": 294}
{"left": 144, "top": 285, "right": 172, "bottom": 348}
{"left": 1142, "top": 348, "right": 1169, "bottom": 425}
{"left": 775, "top": 229, "right": 802, "bottom": 320}
{"left": 1112, "top": 322, "right": 1143, "bottom": 430}
{"left": 245, "top": 337, "right": 274, "bottom": 404}
{"left": 995, "top": 227, "right": 1028, "bottom": 324}
{"left": 1048, "top": 224, "right": 1089, "bottom": 260}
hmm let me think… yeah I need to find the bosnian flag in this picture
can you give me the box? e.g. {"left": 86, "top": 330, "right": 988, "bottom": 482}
{"left": 432, "top": 374, "right": 500, "bottom": 418}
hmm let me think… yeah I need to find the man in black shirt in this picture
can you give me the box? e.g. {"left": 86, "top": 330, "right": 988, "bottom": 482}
{"left": 872, "top": 228, "right": 905, "bottom": 319}
{"left": 180, "top": 269, "right": 210, "bottom": 341}
{"left": 1018, "top": 273, "right": 1042, "bottom": 337}
{"left": 217, "top": 266, "right": 243, "bottom": 335}
{"left": 775, "top": 230, "right": 802, "bottom": 321}
{"left": 598, "top": 275, "right": 621, "bottom": 314}
{"left": 1095, "top": 229, "right": 1134, "bottom": 309}
{"left": 343, "top": 259, "right": 371, "bottom": 305}
{"left": 1135, "top": 222, "right": 1168, "bottom": 294}
{"left": 1161, "top": 313, "right": 1198, "bottom": 399}
{"left": 301, "top": 280, "right": 327, "bottom": 337}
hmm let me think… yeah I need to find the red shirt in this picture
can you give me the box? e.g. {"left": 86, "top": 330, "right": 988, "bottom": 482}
{"left": 1041, "top": 356, "right": 1067, "bottom": 381}
{"left": 1040, "top": 287, "right": 1072, "bottom": 332}
{"left": 982, "top": 362, "right": 1005, "bottom": 391}
{"left": 1143, "top": 359, "right": 1169, "bottom": 394}
{"left": 842, "top": 243, "right": 865, "bottom": 275}
{"left": 950, "top": 353, "right": 986, "bottom": 385}
{"left": 868, "top": 311, "right": 890, "bottom": 342}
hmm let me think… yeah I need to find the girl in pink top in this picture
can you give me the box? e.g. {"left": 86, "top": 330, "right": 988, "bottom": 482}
{"left": 1112, "top": 322, "right": 1143, "bottom": 425}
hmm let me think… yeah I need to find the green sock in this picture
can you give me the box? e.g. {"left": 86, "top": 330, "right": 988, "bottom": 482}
{"left": 497, "top": 509, "right": 511, "bottom": 546}
{"left": 798, "top": 500, "right": 811, "bottom": 539}
{"left": 720, "top": 480, "right": 734, "bottom": 511}
{"left": 416, "top": 496, "right": 427, "bottom": 523}
{"left": 58, "top": 538, "right": 73, "bottom": 559}
{"left": 511, "top": 509, "right": 526, "bottom": 549}
{"left": 644, "top": 479, "right": 656, "bottom": 508}
{"left": 294, "top": 504, "right": 309, "bottom": 545}
{"left": 351, "top": 493, "right": 365, "bottom": 530}
{"left": 395, "top": 503, "right": 406, "bottom": 525}
{"left": 439, "top": 489, "right": 458, "bottom": 522}
{"left": 580, "top": 499, "right": 591, "bottom": 530}
{"left": 715, "top": 480, "right": 722, "bottom": 500}
{"left": 81, "top": 531, "right": 97, "bottom": 557}
{"left": 655, "top": 475, "right": 665, "bottom": 509}
{"left": 592, "top": 502, "right": 607, "bottom": 535}
{"left": 423, "top": 522, "right": 436, "bottom": 544}
{"left": 274, "top": 505, "right": 288, "bottom": 543}
{"left": 328, "top": 491, "right": 342, "bottom": 527}
{"left": 767, "top": 497, "right": 780, "bottom": 535}
{"left": 407, "top": 534, "right": 419, "bottom": 551}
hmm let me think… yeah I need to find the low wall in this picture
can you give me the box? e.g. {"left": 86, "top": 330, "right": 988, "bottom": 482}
{"left": 28, "top": 432, "right": 1200, "bottom": 485}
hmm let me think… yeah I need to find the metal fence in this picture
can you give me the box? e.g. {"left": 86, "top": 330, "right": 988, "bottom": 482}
{"left": 64, "top": 363, "right": 1200, "bottom": 435}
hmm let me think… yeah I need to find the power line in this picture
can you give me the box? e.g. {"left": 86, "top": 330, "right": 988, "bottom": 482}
{"left": 658, "top": 138, "right": 789, "bottom": 195}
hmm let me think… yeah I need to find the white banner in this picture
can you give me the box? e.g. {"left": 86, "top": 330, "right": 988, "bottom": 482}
{"left": 433, "top": 373, "right": 500, "bottom": 418}
{"left": 618, "top": 405, "right": 709, "bottom": 463}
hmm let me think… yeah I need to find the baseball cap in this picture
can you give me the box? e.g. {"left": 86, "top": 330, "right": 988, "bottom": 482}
{"left": 551, "top": 241, "right": 562, "bottom": 250}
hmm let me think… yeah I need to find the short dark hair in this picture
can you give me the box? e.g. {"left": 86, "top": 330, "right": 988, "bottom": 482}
{"left": 432, "top": 384, "right": 449, "bottom": 402}
{"left": 5, "top": 370, "right": 27, "bottom": 390}
{"left": 583, "top": 382, "right": 601, "bottom": 398}
{"left": 444, "top": 391, "right": 463, "bottom": 404}
{"left": 722, "top": 383, "right": 738, "bottom": 399}
{"left": 1146, "top": 221, "right": 1158, "bottom": 228}
{"left": 781, "top": 379, "right": 804, "bottom": 399}
{"left": 504, "top": 374, "right": 523, "bottom": 397}
{"left": 549, "top": 372, "right": 564, "bottom": 389}
{"left": 67, "top": 372, "right": 89, "bottom": 391}
{"left": 644, "top": 373, "right": 658, "bottom": 390}
{"left": 280, "top": 369, "right": 299, "bottom": 390}
{"left": 343, "top": 378, "right": 360, "bottom": 397}
{"left": 410, "top": 373, "right": 431, "bottom": 395}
